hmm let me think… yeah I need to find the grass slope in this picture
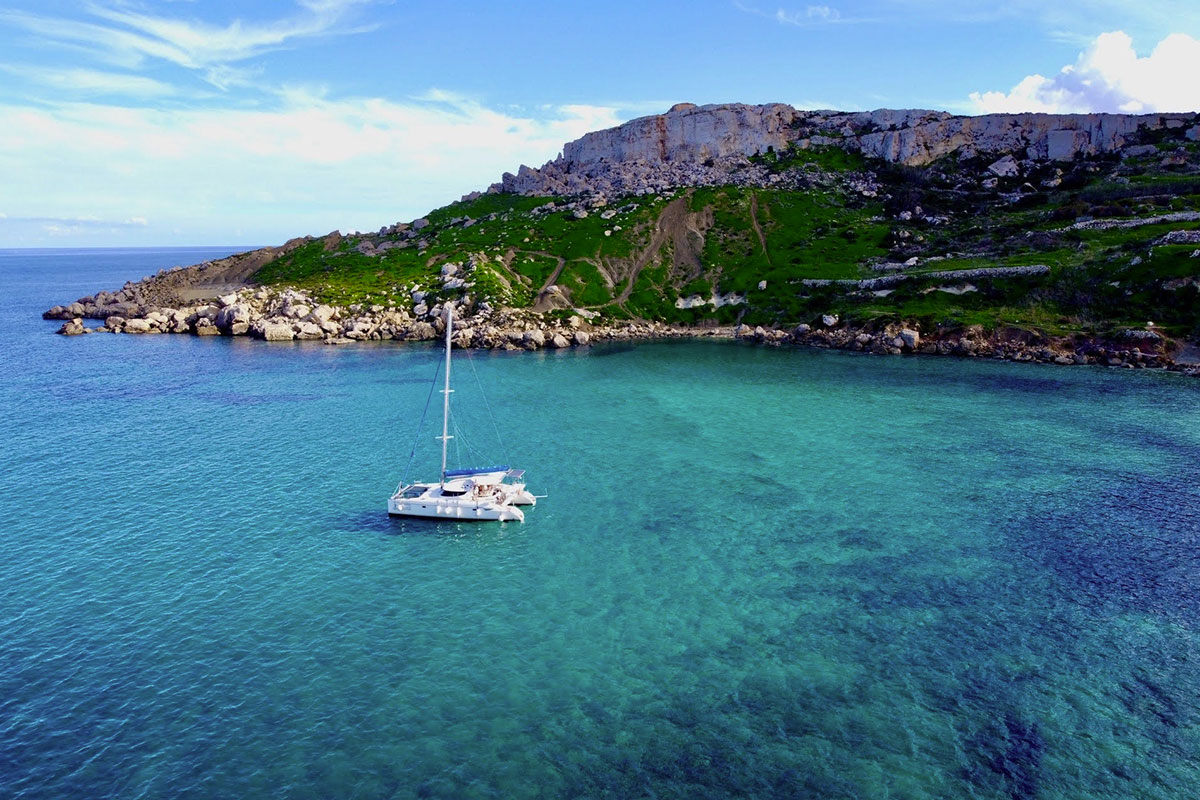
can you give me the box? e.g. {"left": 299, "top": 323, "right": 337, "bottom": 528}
{"left": 251, "top": 136, "right": 1200, "bottom": 339}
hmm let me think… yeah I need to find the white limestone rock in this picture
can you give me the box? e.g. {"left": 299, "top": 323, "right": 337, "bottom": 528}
{"left": 523, "top": 329, "right": 545, "bottom": 348}
{"left": 408, "top": 321, "right": 436, "bottom": 340}
{"left": 987, "top": 155, "right": 1020, "bottom": 177}
{"left": 497, "top": 103, "right": 1191, "bottom": 197}
{"left": 258, "top": 321, "right": 295, "bottom": 341}
{"left": 216, "top": 304, "right": 251, "bottom": 332}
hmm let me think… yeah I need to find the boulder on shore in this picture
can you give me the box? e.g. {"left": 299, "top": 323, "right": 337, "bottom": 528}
{"left": 216, "top": 303, "right": 251, "bottom": 333}
{"left": 523, "top": 329, "right": 546, "bottom": 349}
{"left": 257, "top": 321, "right": 295, "bottom": 341}
{"left": 295, "top": 322, "right": 324, "bottom": 340}
{"left": 408, "top": 321, "right": 436, "bottom": 340}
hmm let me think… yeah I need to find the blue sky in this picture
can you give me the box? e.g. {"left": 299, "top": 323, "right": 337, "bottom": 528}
{"left": 1, "top": 0, "right": 1198, "bottom": 247}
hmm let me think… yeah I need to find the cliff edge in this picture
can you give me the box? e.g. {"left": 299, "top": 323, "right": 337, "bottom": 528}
{"left": 496, "top": 102, "right": 1200, "bottom": 197}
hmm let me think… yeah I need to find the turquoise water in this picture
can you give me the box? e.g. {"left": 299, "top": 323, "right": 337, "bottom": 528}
{"left": 3, "top": 249, "right": 1200, "bottom": 799}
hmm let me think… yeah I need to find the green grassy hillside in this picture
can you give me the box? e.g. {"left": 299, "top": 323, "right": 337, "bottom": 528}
{"left": 250, "top": 138, "right": 1200, "bottom": 340}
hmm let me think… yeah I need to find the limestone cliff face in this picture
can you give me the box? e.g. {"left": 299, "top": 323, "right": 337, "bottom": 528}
{"left": 851, "top": 111, "right": 1170, "bottom": 163}
{"left": 496, "top": 102, "right": 1200, "bottom": 196}
{"left": 563, "top": 102, "right": 797, "bottom": 165}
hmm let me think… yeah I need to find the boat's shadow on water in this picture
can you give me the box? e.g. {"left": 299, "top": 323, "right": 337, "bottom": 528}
{"left": 342, "top": 509, "right": 521, "bottom": 537}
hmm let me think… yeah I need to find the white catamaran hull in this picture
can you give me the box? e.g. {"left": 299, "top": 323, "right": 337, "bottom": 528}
{"left": 387, "top": 495, "right": 524, "bottom": 522}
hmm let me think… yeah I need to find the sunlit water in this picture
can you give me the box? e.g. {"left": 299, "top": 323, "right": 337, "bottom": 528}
{"left": 2, "top": 248, "right": 1200, "bottom": 799}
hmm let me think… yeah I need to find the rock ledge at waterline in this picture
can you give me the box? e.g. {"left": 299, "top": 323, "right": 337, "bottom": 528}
{"left": 46, "top": 284, "right": 1194, "bottom": 374}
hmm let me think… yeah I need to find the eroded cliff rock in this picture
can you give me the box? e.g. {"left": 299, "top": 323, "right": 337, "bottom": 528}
{"left": 497, "top": 102, "right": 1199, "bottom": 197}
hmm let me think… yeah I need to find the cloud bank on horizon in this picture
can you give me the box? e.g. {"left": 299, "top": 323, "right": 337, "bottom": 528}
{"left": 969, "top": 30, "right": 1200, "bottom": 114}
{"left": 0, "top": 0, "right": 1197, "bottom": 246}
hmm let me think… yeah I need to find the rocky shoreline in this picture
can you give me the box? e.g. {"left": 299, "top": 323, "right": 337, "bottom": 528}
{"left": 43, "top": 285, "right": 1197, "bottom": 376}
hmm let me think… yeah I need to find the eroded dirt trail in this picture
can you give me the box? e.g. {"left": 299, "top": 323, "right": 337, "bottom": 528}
{"left": 749, "top": 191, "right": 770, "bottom": 265}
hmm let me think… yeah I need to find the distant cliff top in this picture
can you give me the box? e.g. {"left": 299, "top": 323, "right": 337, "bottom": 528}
{"left": 495, "top": 102, "right": 1200, "bottom": 197}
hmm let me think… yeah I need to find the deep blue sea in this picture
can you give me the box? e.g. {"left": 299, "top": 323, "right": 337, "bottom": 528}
{"left": 3, "top": 248, "right": 1200, "bottom": 799}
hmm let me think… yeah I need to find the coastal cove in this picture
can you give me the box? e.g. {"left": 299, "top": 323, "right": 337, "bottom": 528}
{"left": 41, "top": 261, "right": 1198, "bottom": 375}
{"left": 5, "top": 248, "right": 1200, "bottom": 799}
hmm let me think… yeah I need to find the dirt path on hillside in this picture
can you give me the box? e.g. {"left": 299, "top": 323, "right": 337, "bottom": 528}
{"left": 616, "top": 196, "right": 688, "bottom": 303}
{"left": 534, "top": 254, "right": 568, "bottom": 294}
{"left": 749, "top": 192, "right": 770, "bottom": 265}
{"left": 502, "top": 247, "right": 569, "bottom": 296}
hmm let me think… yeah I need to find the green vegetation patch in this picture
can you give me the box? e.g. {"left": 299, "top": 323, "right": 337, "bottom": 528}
{"left": 750, "top": 142, "right": 868, "bottom": 173}
{"left": 247, "top": 137, "right": 1199, "bottom": 340}
{"left": 689, "top": 186, "right": 889, "bottom": 294}
{"left": 508, "top": 253, "right": 560, "bottom": 291}
{"left": 252, "top": 237, "right": 436, "bottom": 305}
{"left": 557, "top": 260, "right": 614, "bottom": 307}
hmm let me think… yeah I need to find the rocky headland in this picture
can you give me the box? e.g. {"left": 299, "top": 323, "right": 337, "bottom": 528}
{"left": 45, "top": 102, "right": 1200, "bottom": 375}
{"left": 44, "top": 265, "right": 1190, "bottom": 374}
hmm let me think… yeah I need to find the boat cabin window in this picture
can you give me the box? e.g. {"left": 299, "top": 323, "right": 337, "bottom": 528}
{"left": 401, "top": 486, "right": 427, "bottom": 498}
{"left": 441, "top": 489, "right": 467, "bottom": 497}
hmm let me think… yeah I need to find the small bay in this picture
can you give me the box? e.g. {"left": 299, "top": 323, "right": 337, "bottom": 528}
{"left": 2, "top": 248, "right": 1200, "bottom": 799}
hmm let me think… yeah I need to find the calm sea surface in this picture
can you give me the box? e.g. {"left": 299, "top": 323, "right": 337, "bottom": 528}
{"left": 2, "top": 248, "right": 1200, "bottom": 799}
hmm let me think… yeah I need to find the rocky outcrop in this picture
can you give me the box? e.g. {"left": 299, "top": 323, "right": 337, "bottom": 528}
{"left": 45, "top": 277, "right": 1188, "bottom": 372}
{"left": 733, "top": 319, "right": 1185, "bottom": 372}
{"left": 496, "top": 102, "right": 1200, "bottom": 197}
{"left": 40, "top": 236, "right": 314, "bottom": 320}
{"left": 564, "top": 102, "right": 796, "bottom": 168}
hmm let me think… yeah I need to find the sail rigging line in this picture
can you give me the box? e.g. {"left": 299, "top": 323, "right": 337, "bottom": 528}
{"left": 451, "top": 411, "right": 467, "bottom": 468}
{"left": 463, "top": 346, "right": 510, "bottom": 466}
{"left": 449, "top": 407, "right": 489, "bottom": 466}
{"left": 398, "top": 355, "right": 443, "bottom": 491}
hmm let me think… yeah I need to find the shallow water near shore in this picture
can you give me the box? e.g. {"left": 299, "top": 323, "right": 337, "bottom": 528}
{"left": 3, "top": 248, "right": 1200, "bottom": 799}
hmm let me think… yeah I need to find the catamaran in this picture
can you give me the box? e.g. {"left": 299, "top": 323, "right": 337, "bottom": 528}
{"left": 387, "top": 303, "right": 537, "bottom": 522}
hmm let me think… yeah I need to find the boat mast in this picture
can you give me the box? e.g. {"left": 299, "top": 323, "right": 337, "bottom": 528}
{"left": 438, "top": 302, "right": 454, "bottom": 485}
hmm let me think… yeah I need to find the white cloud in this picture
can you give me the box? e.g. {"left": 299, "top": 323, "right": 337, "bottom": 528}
{"left": 888, "top": 0, "right": 1200, "bottom": 34}
{"left": 738, "top": 3, "right": 875, "bottom": 26}
{"left": 969, "top": 31, "right": 1200, "bottom": 113}
{"left": 0, "top": 94, "right": 624, "bottom": 245}
{"left": 782, "top": 6, "right": 840, "bottom": 24}
{"left": 0, "top": 214, "right": 149, "bottom": 227}
{"left": 0, "top": 65, "right": 175, "bottom": 97}
{"left": 1, "top": 1, "right": 375, "bottom": 78}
